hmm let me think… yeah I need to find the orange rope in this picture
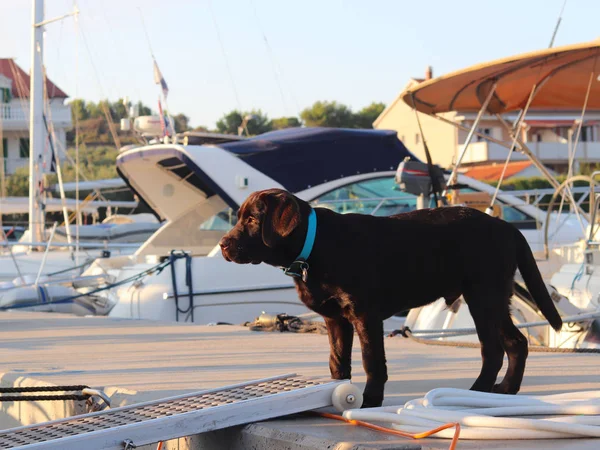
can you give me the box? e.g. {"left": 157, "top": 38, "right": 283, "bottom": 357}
{"left": 156, "top": 442, "right": 163, "bottom": 450}
{"left": 314, "top": 412, "right": 460, "bottom": 450}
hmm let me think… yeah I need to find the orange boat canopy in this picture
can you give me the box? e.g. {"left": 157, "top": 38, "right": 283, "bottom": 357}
{"left": 401, "top": 40, "right": 600, "bottom": 115}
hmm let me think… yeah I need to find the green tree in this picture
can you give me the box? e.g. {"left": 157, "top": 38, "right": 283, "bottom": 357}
{"left": 98, "top": 100, "right": 115, "bottom": 120}
{"left": 5, "top": 167, "right": 28, "bottom": 196}
{"left": 85, "top": 101, "right": 103, "bottom": 119}
{"left": 271, "top": 117, "right": 301, "bottom": 130}
{"left": 136, "top": 101, "right": 152, "bottom": 116}
{"left": 354, "top": 102, "right": 386, "bottom": 128}
{"left": 216, "top": 110, "right": 272, "bottom": 136}
{"left": 112, "top": 99, "right": 129, "bottom": 120}
{"left": 69, "top": 99, "right": 89, "bottom": 121}
{"left": 216, "top": 110, "right": 243, "bottom": 134}
{"left": 173, "top": 113, "right": 191, "bottom": 133}
{"left": 300, "top": 101, "right": 356, "bottom": 128}
{"left": 245, "top": 110, "right": 272, "bottom": 135}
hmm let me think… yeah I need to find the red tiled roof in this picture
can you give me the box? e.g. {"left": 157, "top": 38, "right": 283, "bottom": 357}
{"left": 461, "top": 161, "right": 533, "bottom": 182}
{"left": 0, "top": 58, "right": 68, "bottom": 99}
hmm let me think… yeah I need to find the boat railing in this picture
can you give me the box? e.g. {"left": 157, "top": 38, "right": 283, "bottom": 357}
{"left": 311, "top": 195, "right": 416, "bottom": 216}
{"left": 507, "top": 186, "right": 590, "bottom": 210}
{"left": 312, "top": 187, "right": 592, "bottom": 216}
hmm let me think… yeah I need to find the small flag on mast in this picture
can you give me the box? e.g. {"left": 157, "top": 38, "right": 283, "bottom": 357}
{"left": 157, "top": 97, "right": 168, "bottom": 137}
{"left": 153, "top": 59, "right": 169, "bottom": 99}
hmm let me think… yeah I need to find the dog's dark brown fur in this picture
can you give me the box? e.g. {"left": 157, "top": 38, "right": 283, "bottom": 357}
{"left": 220, "top": 189, "right": 562, "bottom": 407}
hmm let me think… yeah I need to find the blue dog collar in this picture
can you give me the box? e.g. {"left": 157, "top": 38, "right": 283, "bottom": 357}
{"left": 297, "top": 208, "right": 317, "bottom": 261}
{"left": 283, "top": 208, "right": 317, "bottom": 282}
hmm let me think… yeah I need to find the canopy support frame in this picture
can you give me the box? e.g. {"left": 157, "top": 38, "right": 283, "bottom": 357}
{"left": 427, "top": 106, "right": 590, "bottom": 230}
{"left": 494, "top": 116, "right": 560, "bottom": 189}
{"left": 433, "top": 112, "right": 563, "bottom": 189}
{"left": 431, "top": 108, "right": 590, "bottom": 242}
{"left": 486, "top": 81, "right": 544, "bottom": 214}
{"left": 432, "top": 114, "right": 512, "bottom": 147}
{"left": 444, "top": 83, "right": 497, "bottom": 195}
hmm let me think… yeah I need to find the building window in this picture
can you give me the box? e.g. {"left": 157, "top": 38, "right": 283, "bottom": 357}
{"left": 19, "top": 138, "right": 29, "bottom": 158}
{"left": 476, "top": 128, "right": 491, "bottom": 142}
{"left": 0, "top": 87, "right": 11, "bottom": 103}
{"left": 415, "top": 133, "right": 420, "bottom": 145}
{"left": 581, "top": 126, "right": 594, "bottom": 142}
{"left": 1, "top": 138, "right": 6, "bottom": 172}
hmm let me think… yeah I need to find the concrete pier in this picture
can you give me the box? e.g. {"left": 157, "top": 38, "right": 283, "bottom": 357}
{"left": 0, "top": 311, "right": 598, "bottom": 449}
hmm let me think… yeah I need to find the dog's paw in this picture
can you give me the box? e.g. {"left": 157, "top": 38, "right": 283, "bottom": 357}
{"left": 469, "top": 381, "right": 493, "bottom": 393}
{"left": 492, "top": 382, "right": 518, "bottom": 395}
{"left": 361, "top": 394, "right": 383, "bottom": 408}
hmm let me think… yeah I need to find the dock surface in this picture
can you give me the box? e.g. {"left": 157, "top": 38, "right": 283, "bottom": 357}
{"left": 0, "top": 311, "right": 598, "bottom": 449}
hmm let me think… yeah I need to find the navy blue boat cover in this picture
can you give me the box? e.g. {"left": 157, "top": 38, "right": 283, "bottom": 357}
{"left": 220, "top": 127, "right": 418, "bottom": 192}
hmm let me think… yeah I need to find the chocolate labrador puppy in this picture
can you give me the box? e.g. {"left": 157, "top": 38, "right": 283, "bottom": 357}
{"left": 219, "top": 188, "right": 562, "bottom": 407}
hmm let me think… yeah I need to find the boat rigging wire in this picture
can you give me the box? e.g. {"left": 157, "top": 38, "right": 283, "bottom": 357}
{"left": 548, "top": 0, "right": 568, "bottom": 48}
{"left": 248, "top": 0, "right": 296, "bottom": 115}
{"left": 207, "top": 0, "right": 245, "bottom": 118}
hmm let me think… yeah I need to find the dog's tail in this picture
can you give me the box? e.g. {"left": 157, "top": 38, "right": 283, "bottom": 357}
{"left": 515, "top": 229, "right": 562, "bottom": 331}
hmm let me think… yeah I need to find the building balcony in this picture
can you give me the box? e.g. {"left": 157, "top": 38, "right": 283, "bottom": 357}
{"left": 458, "top": 141, "right": 600, "bottom": 164}
{"left": 0, "top": 103, "right": 72, "bottom": 130}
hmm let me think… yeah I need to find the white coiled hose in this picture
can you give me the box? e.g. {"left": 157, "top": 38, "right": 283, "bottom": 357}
{"left": 343, "top": 388, "right": 600, "bottom": 439}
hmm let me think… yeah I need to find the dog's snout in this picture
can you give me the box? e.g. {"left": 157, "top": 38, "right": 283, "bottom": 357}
{"left": 219, "top": 236, "right": 231, "bottom": 250}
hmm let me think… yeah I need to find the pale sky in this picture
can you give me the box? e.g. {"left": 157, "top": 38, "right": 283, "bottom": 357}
{"left": 1, "top": 0, "right": 599, "bottom": 129}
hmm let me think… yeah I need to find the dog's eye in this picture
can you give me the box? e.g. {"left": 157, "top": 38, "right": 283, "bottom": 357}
{"left": 247, "top": 216, "right": 258, "bottom": 225}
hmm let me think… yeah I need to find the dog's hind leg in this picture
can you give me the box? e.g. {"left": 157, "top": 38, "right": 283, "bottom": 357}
{"left": 464, "top": 294, "right": 505, "bottom": 393}
{"left": 325, "top": 316, "right": 354, "bottom": 380}
{"left": 493, "top": 309, "right": 528, "bottom": 394}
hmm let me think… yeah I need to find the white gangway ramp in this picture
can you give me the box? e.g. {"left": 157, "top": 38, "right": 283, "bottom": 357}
{"left": 0, "top": 374, "right": 361, "bottom": 450}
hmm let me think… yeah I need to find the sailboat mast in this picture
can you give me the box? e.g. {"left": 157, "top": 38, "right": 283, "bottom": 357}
{"left": 28, "top": 0, "right": 45, "bottom": 244}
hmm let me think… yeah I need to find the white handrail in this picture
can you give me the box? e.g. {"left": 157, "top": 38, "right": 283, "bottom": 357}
{"left": 3, "top": 241, "right": 139, "bottom": 249}
{"left": 408, "top": 311, "right": 600, "bottom": 339}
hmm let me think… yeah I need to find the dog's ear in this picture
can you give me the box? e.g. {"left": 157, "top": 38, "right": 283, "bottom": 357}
{"left": 261, "top": 191, "right": 300, "bottom": 248}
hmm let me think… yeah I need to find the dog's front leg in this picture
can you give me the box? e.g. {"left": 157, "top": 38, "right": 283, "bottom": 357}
{"left": 324, "top": 316, "right": 354, "bottom": 380}
{"left": 354, "top": 316, "right": 387, "bottom": 408}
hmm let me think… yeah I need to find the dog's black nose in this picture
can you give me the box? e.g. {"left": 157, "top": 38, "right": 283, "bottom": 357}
{"left": 219, "top": 237, "right": 231, "bottom": 250}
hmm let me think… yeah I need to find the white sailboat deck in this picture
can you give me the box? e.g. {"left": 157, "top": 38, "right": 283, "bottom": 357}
{"left": 0, "top": 311, "right": 598, "bottom": 449}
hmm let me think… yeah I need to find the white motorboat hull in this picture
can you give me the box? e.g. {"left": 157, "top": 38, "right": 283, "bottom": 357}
{"left": 52, "top": 222, "right": 160, "bottom": 244}
{"left": 404, "top": 286, "right": 600, "bottom": 350}
{"left": 81, "top": 255, "right": 405, "bottom": 330}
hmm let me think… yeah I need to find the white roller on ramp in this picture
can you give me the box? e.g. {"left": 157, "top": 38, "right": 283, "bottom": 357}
{"left": 0, "top": 374, "right": 362, "bottom": 449}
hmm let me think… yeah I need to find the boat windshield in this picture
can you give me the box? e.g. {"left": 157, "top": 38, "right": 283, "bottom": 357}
{"left": 199, "top": 208, "right": 238, "bottom": 231}
{"left": 311, "top": 177, "right": 417, "bottom": 216}
{"left": 198, "top": 177, "right": 416, "bottom": 232}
